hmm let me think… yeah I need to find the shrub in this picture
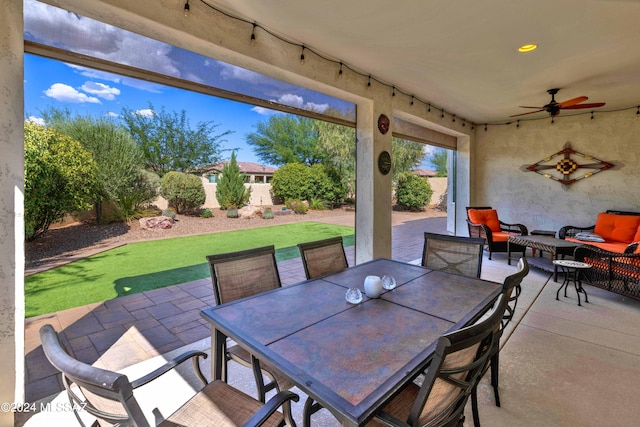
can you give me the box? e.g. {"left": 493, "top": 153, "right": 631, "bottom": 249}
{"left": 226, "top": 208, "right": 239, "bottom": 218}
{"left": 24, "top": 122, "right": 99, "bottom": 240}
{"left": 200, "top": 208, "right": 213, "bottom": 218}
{"left": 270, "top": 163, "right": 312, "bottom": 201}
{"left": 395, "top": 173, "right": 433, "bottom": 210}
{"left": 111, "top": 169, "right": 160, "bottom": 221}
{"left": 160, "top": 171, "right": 206, "bottom": 214}
{"left": 215, "top": 151, "right": 251, "bottom": 209}
{"left": 309, "top": 198, "right": 328, "bottom": 210}
{"left": 286, "top": 200, "right": 308, "bottom": 214}
{"left": 262, "top": 208, "right": 274, "bottom": 219}
{"left": 308, "top": 164, "right": 346, "bottom": 207}
{"left": 162, "top": 208, "right": 176, "bottom": 219}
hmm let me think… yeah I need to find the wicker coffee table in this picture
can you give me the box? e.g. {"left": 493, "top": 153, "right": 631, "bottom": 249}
{"left": 508, "top": 234, "right": 580, "bottom": 282}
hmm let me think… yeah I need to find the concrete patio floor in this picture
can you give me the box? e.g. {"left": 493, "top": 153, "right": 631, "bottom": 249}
{"left": 18, "top": 212, "right": 640, "bottom": 426}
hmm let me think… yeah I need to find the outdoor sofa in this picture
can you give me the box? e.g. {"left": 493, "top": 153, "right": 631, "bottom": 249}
{"left": 559, "top": 210, "right": 640, "bottom": 300}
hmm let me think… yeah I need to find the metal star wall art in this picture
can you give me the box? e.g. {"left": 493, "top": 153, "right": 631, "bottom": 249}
{"left": 525, "top": 142, "right": 613, "bottom": 186}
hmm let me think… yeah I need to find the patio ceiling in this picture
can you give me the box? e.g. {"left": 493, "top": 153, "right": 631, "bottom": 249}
{"left": 206, "top": 0, "right": 640, "bottom": 124}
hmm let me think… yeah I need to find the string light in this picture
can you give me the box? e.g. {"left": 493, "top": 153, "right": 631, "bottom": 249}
{"left": 637, "top": 106, "right": 639, "bottom": 116}
{"left": 367, "top": 75, "right": 371, "bottom": 88}
{"left": 591, "top": 111, "right": 594, "bottom": 120}
{"left": 300, "top": 46, "right": 305, "bottom": 64}
{"left": 183, "top": 0, "right": 190, "bottom": 17}
{"left": 484, "top": 124, "right": 487, "bottom": 131}
{"left": 516, "top": 120, "right": 520, "bottom": 128}
{"left": 428, "top": 103, "right": 431, "bottom": 112}
{"left": 392, "top": 86, "right": 396, "bottom": 97}
{"left": 441, "top": 110, "right": 445, "bottom": 119}
{"left": 463, "top": 119, "right": 466, "bottom": 127}
{"left": 250, "top": 23, "right": 256, "bottom": 45}
{"left": 452, "top": 114, "right": 456, "bottom": 123}
{"left": 338, "top": 62, "right": 343, "bottom": 79}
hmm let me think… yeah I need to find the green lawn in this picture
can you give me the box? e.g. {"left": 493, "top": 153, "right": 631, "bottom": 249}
{"left": 25, "top": 222, "right": 354, "bottom": 318}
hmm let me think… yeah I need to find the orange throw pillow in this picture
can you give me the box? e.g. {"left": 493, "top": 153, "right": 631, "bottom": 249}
{"left": 468, "top": 209, "right": 501, "bottom": 232}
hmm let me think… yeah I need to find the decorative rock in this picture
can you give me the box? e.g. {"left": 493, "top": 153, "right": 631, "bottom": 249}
{"left": 238, "top": 205, "right": 261, "bottom": 219}
{"left": 139, "top": 216, "right": 174, "bottom": 230}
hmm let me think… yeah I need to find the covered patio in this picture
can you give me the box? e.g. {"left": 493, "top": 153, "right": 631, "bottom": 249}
{"left": 3, "top": 1, "right": 640, "bottom": 426}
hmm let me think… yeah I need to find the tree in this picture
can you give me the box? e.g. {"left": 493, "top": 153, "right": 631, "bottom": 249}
{"left": 391, "top": 137, "right": 426, "bottom": 182}
{"left": 246, "top": 114, "right": 324, "bottom": 166}
{"left": 428, "top": 147, "right": 449, "bottom": 177}
{"left": 42, "top": 107, "right": 156, "bottom": 222}
{"left": 24, "top": 122, "right": 99, "bottom": 240}
{"left": 215, "top": 151, "right": 251, "bottom": 209}
{"left": 395, "top": 173, "right": 433, "bottom": 210}
{"left": 315, "top": 117, "right": 356, "bottom": 197}
{"left": 121, "top": 103, "right": 231, "bottom": 175}
{"left": 160, "top": 172, "right": 206, "bottom": 214}
{"left": 270, "top": 163, "right": 312, "bottom": 201}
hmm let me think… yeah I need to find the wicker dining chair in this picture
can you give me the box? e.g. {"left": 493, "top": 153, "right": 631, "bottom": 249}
{"left": 39, "top": 324, "right": 299, "bottom": 427}
{"left": 297, "top": 236, "right": 348, "bottom": 280}
{"left": 365, "top": 277, "right": 509, "bottom": 427}
{"left": 206, "top": 245, "right": 294, "bottom": 403}
{"left": 470, "top": 257, "right": 529, "bottom": 427}
{"left": 422, "top": 232, "right": 486, "bottom": 278}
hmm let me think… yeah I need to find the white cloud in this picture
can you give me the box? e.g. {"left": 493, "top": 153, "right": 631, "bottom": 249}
{"left": 251, "top": 106, "right": 279, "bottom": 116}
{"left": 66, "top": 64, "right": 163, "bottom": 93}
{"left": 304, "top": 102, "right": 330, "bottom": 113}
{"left": 43, "top": 83, "right": 101, "bottom": 104}
{"left": 81, "top": 81, "right": 120, "bottom": 100}
{"left": 278, "top": 94, "right": 304, "bottom": 109}
{"left": 219, "top": 63, "right": 270, "bottom": 84}
{"left": 25, "top": 0, "right": 181, "bottom": 78}
{"left": 27, "top": 116, "right": 46, "bottom": 126}
{"left": 135, "top": 109, "right": 155, "bottom": 117}
{"left": 250, "top": 94, "right": 330, "bottom": 115}
{"left": 106, "top": 111, "right": 119, "bottom": 118}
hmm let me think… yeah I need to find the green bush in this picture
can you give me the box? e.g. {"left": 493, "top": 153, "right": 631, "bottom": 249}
{"left": 160, "top": 171, "right": 206, "bottom": 214}
{"left": 215, "top": 151, "right": 251, "bottom": 209}
{"left": 24, "top": 122, "right": 99, "bottom": 240}
{"left": 112, "top": 169, "right": 160, "bottom": 221}
{"left": 226, "top": 208, "right": 239, "bottom": 218}
{"left": 262, "top": 208, "right": 274, "bottom": 219}
{"left": 271, "top": 163, "right": 346, "bottom": 205}
{"left": 309, "top": 198, "right": 328, "bottom": 210}
{"left": 395, "top": 173, "right": 433, "bottom": 210}
{"left": 200, "top": 208, "right": 213, "bottom": 218}
{"left": 286, "top": 200, "right": 308, "bottom": 214}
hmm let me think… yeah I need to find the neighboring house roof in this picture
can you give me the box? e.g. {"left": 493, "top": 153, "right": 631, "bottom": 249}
{"left": 198, "top": 162, "right": 278, "bottom": 175}
{"left": 413, "top": 168, "right": 437, "bottom": 177}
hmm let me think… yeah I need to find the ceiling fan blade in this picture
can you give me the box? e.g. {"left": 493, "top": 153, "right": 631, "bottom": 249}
{"left": 517, "top": 106, "right": 544, "bottom": 109}
{"left": 562, "top": 102, "right": 606, "bottom": 110}
{"left": 509, "top": 109, "right": 545, "bottom": 117}
{"left": 557, "top": 96, "right": 588, "bottom": 108}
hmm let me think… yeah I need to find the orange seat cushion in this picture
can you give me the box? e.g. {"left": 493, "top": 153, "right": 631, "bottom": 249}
{"left": 593, "top": 213, "right": 640, "bottom": 243}
{"left": 566, "top": 238, "right": 629, "bottom": 254}
{"left": 468, "top": 209, "right": 501, "bottom": 232}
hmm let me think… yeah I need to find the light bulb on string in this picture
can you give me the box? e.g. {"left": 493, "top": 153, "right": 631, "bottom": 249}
{"left": 250, "top": 23, "right": 256, "bottom": 45}
{"left": 484, "top": 124, "right": 487, "bottom": 131}
{"left": 516, "top": 120, "right": 520, "bottom": 128}
{"left": 591, "top": 112, "right": 594, "bottom": 120}
{"left": 300, "top": 46, "right": 305, "bottom": 64}
{"left": 463, "top": 119, "right": 466, "bottom": 127}
{"left": 338, "top": 62, "right": 343, "bottom": 79}
{"left": 183, "top": 0, "right": 190, "bottom": 17}
{"left": 636, "top": 106, "right": 640, "bottom": 118}
{"left": 410, "top": 96, "right": 414, "bottom": 106}
{"left": 392, "top": 86, "right": 396, "bottom": 97}
{"left": 452, "top": 114, "right": 456, "bottom": 123}
{"left": 367, "top": 75, "right": 371, "bottom": 89}
{"left": 428, "top": 103, "right": 431, "bottom": 112}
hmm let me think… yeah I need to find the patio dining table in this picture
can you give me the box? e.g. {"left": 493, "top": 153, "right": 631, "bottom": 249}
{"left": 201, "top": 258, "right": 502, "bottom": 426}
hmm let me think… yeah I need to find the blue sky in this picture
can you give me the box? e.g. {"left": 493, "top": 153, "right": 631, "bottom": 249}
{"left": 24, "top": 54, "right": 300, "bottom": 166}
{"left": 23, "top": 0, "right": 436, "bottom": 169}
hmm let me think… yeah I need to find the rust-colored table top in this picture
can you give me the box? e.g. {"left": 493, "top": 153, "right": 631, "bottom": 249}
{"left": 201, "top": 258, "right": 501, "bottom": 426}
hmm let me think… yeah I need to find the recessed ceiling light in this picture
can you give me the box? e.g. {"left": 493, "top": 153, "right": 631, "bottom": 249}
{"left": 518, "top": 44, "right": 538, "bottom": 53}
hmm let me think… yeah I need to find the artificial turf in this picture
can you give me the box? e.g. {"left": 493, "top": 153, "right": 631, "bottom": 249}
{"left": 25, "top": 222, "right": 354, "bottom": 317}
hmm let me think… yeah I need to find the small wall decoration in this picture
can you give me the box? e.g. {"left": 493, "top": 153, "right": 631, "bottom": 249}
{"left": 525, "top": 142, "right": 613, "bottom": 186}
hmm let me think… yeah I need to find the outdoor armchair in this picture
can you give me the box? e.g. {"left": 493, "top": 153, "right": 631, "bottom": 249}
{"left": 466, "top": 206, "right": 528, "bottom": 260}
{"left": 206, "top": 245, "right": 294, "bottom": 404}
{"left": 297, "top": 236, "right": 348, "bottom": 280}
{"left": 366, "top": 273, "right": 509, "bottom": 427}
{"left": 39, "top": 324, "right": 299, "bottom": 427}
{"left": 470, "top": 257, "right": 530, "bottom": 427}
{"left": 422, "top": 232, "right": 485, "bottom": 278}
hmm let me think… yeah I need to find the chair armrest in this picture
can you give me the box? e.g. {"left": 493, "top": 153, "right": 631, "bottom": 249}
{"left": 625, "top": 242, "right": 640, "bottom": 254}
{"left": 558, "top": 224, "right": 595, "bottom": 239}
{"left": 131, "top": 350, "right": 208, "bottom": 389}
{"left": 499, "top": 221, "right": 528, "bottom": 236}
{"left": 467, "top": 220, "right": 493, "bottom": 241}
{"left": 243, "top": 390, "right": 299, "bottom": 427}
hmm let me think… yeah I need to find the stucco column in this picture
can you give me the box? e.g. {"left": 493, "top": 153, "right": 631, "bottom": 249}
{"left": 355, "top": 100, "right": 393, "bottom": 264}
{"left": 0, "top": 0, "right": 25, "bottom": 424}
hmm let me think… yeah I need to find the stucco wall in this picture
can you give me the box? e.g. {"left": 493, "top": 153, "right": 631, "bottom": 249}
{"left": 472, "top": 110, "right": 640, "bottom": 234}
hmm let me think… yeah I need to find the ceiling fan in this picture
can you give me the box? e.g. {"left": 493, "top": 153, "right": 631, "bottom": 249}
{"left": 510, "top": 88, "right": 606, "bottom": 118}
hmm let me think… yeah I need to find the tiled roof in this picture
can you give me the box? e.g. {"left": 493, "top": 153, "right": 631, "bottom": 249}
{"left": 413, "top": 168, "right": 437, "bottom": 177}
{"left": 200, "top": 161, "right": 278, "bottom": 174}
